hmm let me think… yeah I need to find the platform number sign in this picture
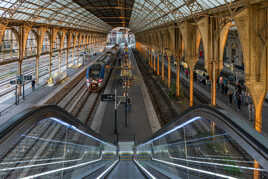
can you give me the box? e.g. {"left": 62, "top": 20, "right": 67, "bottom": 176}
{"left": 10, "top": 80, "right": 16, "bottom": 85}
{"left": 101, "top": 94, "right": 115, "bottom": 102}
{"left": 24, "top": 75, "right": 32, "bottom": 81}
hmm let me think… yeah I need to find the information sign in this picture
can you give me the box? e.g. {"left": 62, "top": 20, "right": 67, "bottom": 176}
{"left": 101, "top": 94, "right": 115, "bottom": 102}
{"left": 10, "top": 80, "right": 16, "bottom": 85}
{"left": 17, "top": 75, "right": 23, "bottom": 81}
{"left": 24, "top": 75, "right": 32, "bottom": 81}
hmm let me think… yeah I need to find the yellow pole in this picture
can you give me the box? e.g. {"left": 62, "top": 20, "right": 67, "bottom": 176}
{"left": 189, "top": 68, "right": 194, "bottom": 106}
{"left": 168, "top": 55, "right": 171, "bottom": 88}
{"left": 149, "top": 50, "right": 152, "bottom": 67}
{"left": 254, "top": 160, "right": 260, "bottom": 179}
{"left": 211, "top": 61, "right": 216, "bottom": 106}
{"left": 157, "top": 55, "right": 160, "bottom": 76}
{"left": 162, "top": 55, "right": 164, "bottom": 81}
{"left": 255, "top": 100, "right": 263, "bottom": 133}
{"left": 153, "top": 55, "right": 156, "bottom": 73}
{"left": 176, "top": 61, "right": 180, "bottom": 97}
{"left": 150, "top": 52, "right": 153, "bottom": 69}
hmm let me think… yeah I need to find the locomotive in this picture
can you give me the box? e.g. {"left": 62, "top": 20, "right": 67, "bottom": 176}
{"left": 86, "top": 45, "right": 119, "bottom": 92}
{"left": 86, "top": 62, "right": 105, "bottom": 92}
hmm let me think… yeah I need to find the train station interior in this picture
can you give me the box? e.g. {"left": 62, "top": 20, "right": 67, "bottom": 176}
{"left": 0, "top": 0, "right": 267, "bottom": 178}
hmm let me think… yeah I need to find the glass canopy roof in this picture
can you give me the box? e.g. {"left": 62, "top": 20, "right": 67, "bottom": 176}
{"left": 0, "top": 0, "right": 234, "bottom": 33}
{"left": 129, "top": 0, "right": 234, "bottom": 32}
{"left": 0, "top": 0, "right": 112, "bottom": 32}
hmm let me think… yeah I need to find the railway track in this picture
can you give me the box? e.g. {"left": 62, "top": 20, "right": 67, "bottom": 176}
{"left": 133, "top": 50, "right": 178, "bottom": 126}
{"left": 134, "top": 51, "right": 255, "bottom": 177}
{"left": 55, "top": 52, "right": 117, "bottom": 126}
{"left": 0, "top": 53, "right": 118, "bottom": 178}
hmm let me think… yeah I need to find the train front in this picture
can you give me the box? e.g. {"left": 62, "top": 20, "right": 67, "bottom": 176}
{"left": 86, "top": 64, "right": 105, "bottom": 92}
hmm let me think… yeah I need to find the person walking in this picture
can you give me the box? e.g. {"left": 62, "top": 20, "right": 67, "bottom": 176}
{"left": 31, "top": 79, "right": 35, "bottom": 91}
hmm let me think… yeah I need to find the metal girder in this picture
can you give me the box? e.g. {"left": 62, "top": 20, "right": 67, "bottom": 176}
{"left": 130, "top": 0, "right": 246, "bottom": 33}
{"left": 0, "top": 0, "right": 27, "bottom": 26}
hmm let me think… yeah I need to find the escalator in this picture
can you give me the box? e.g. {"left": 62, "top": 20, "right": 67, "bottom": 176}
{"left": 0, "top": 105, "right": 267, "bottom": 178}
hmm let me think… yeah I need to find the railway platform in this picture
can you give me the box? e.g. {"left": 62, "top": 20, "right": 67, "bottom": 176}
{"left": 91, "top": 49, "right": 160, "bottom": 143}
{"left": 0, "top": 53, "right": 102, "bottom": 126}
{"left": 161, "top": 59, "right": 268, "bottom": 136}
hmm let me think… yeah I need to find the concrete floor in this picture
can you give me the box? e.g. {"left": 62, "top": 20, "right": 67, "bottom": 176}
{"left": 99, "top": 50, "right": 153, "bottom": 143}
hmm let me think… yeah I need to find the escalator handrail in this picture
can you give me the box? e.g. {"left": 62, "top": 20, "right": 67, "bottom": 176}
{"left": 135, "top": 104, "right": 268, "bottom": 170}
{"left": 0, "top": 105, "right": 116, "bottom": 146}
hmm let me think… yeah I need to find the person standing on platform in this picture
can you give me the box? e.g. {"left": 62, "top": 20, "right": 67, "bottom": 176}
{"left": 31, "top": 79, "right": 35, "bottom": 91}
{"left": 236, "top": 92, "right": 242, "bottom": 110}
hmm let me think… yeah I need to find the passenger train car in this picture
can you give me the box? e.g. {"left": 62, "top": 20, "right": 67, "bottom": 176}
{"left": 86, "top": 63, "right": 105, "bottom": 91}
{"left": 86, "top": 45, "right": 119, "bottom": 92}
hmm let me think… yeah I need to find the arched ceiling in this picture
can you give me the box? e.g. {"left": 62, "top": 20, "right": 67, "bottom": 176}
{"left": 129, "top": 0, "right": 235, "bottom": 33}
{"left": 0, "top": 0, "right": 242, "bottom": 34}
{"left": 0, "top": 0, "right": 112, "bottom": 32}
{"left": 73, "top": 0, "right": 236, "bottom": 33}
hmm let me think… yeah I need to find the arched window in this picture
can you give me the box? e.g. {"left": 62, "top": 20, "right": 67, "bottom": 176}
{"left": 25, "top": 30, "right": 37, "bottom": 57}
{"left": 42, "top": 32, "right": 50, "bottom": 53}
{"left": 0, "top": 29, "right": 19, "bottom": 61}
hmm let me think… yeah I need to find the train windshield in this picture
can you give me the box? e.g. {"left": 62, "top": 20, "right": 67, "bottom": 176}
{"left": 89, "top": 64, "right": 101, "bottom": 78}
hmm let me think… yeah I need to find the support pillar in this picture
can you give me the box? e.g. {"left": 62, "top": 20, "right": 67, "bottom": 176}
{"left": 168, "top": 55, "right": 171, "bottom": 88}
{"left": 176, "top": 59, "right": 180, "bottom": 97}
{"left": 149, "top": 51, "right": 153, "bottom": 68}
{"left": 234, "top": 6, "right": 268, "bottom": 133}
{"left": 189, "top": 67, "right": 194, "bottom": 106}
{"left": 153, "top": 55, "right": 156, "bottom": 73}
{"left": 18, "top": 25, "right": 31, "bottom": 94}
{"left": 161, "top": 54, "right": 165, "bottom": 81}
{"left": 179, "top": 22, "right": 200, "bottom": 106}
{"left": 58, "top": 49, "right": 62, "bottom": 72}
{"left": 36, "top": 27, "right": 46, "bottom": 84}
{"left": 35, "top": 55, "right": 39, "bottom": 83}
{"left": 254, "top": 160, "right": 260, "bottom": 179}
{"left": 60, "top": 31, "right": 66, "bottom": 71}
{"left": 17, "top": 61, "right": 22, "bottom": 96}
{"left": 211, "top": 61, "right": 217, "bottom": 105}
{"left": 197, "top": 17, "right": 231, "bottom": 106}
{"left": 0, "top": 24, "right": 6, "bottom": 46}
{"left": 157, "top": 54, "right": 160, "bottom": 75}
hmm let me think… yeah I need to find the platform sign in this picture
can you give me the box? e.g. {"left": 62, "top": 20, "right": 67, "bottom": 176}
{"left": 10, "top": 80, "right": 16, "bottom": 85}
{"left": 17, "top": 75, "right": 23, "bottom": 81}
{"left": 17, "top": 79, "right": 22, "bottom": 85}
{"left": 101, "top": 94, "right": 115, "bottom": 102}
{"left": 24, "top": 75, "right": 32, "bottom": 81}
